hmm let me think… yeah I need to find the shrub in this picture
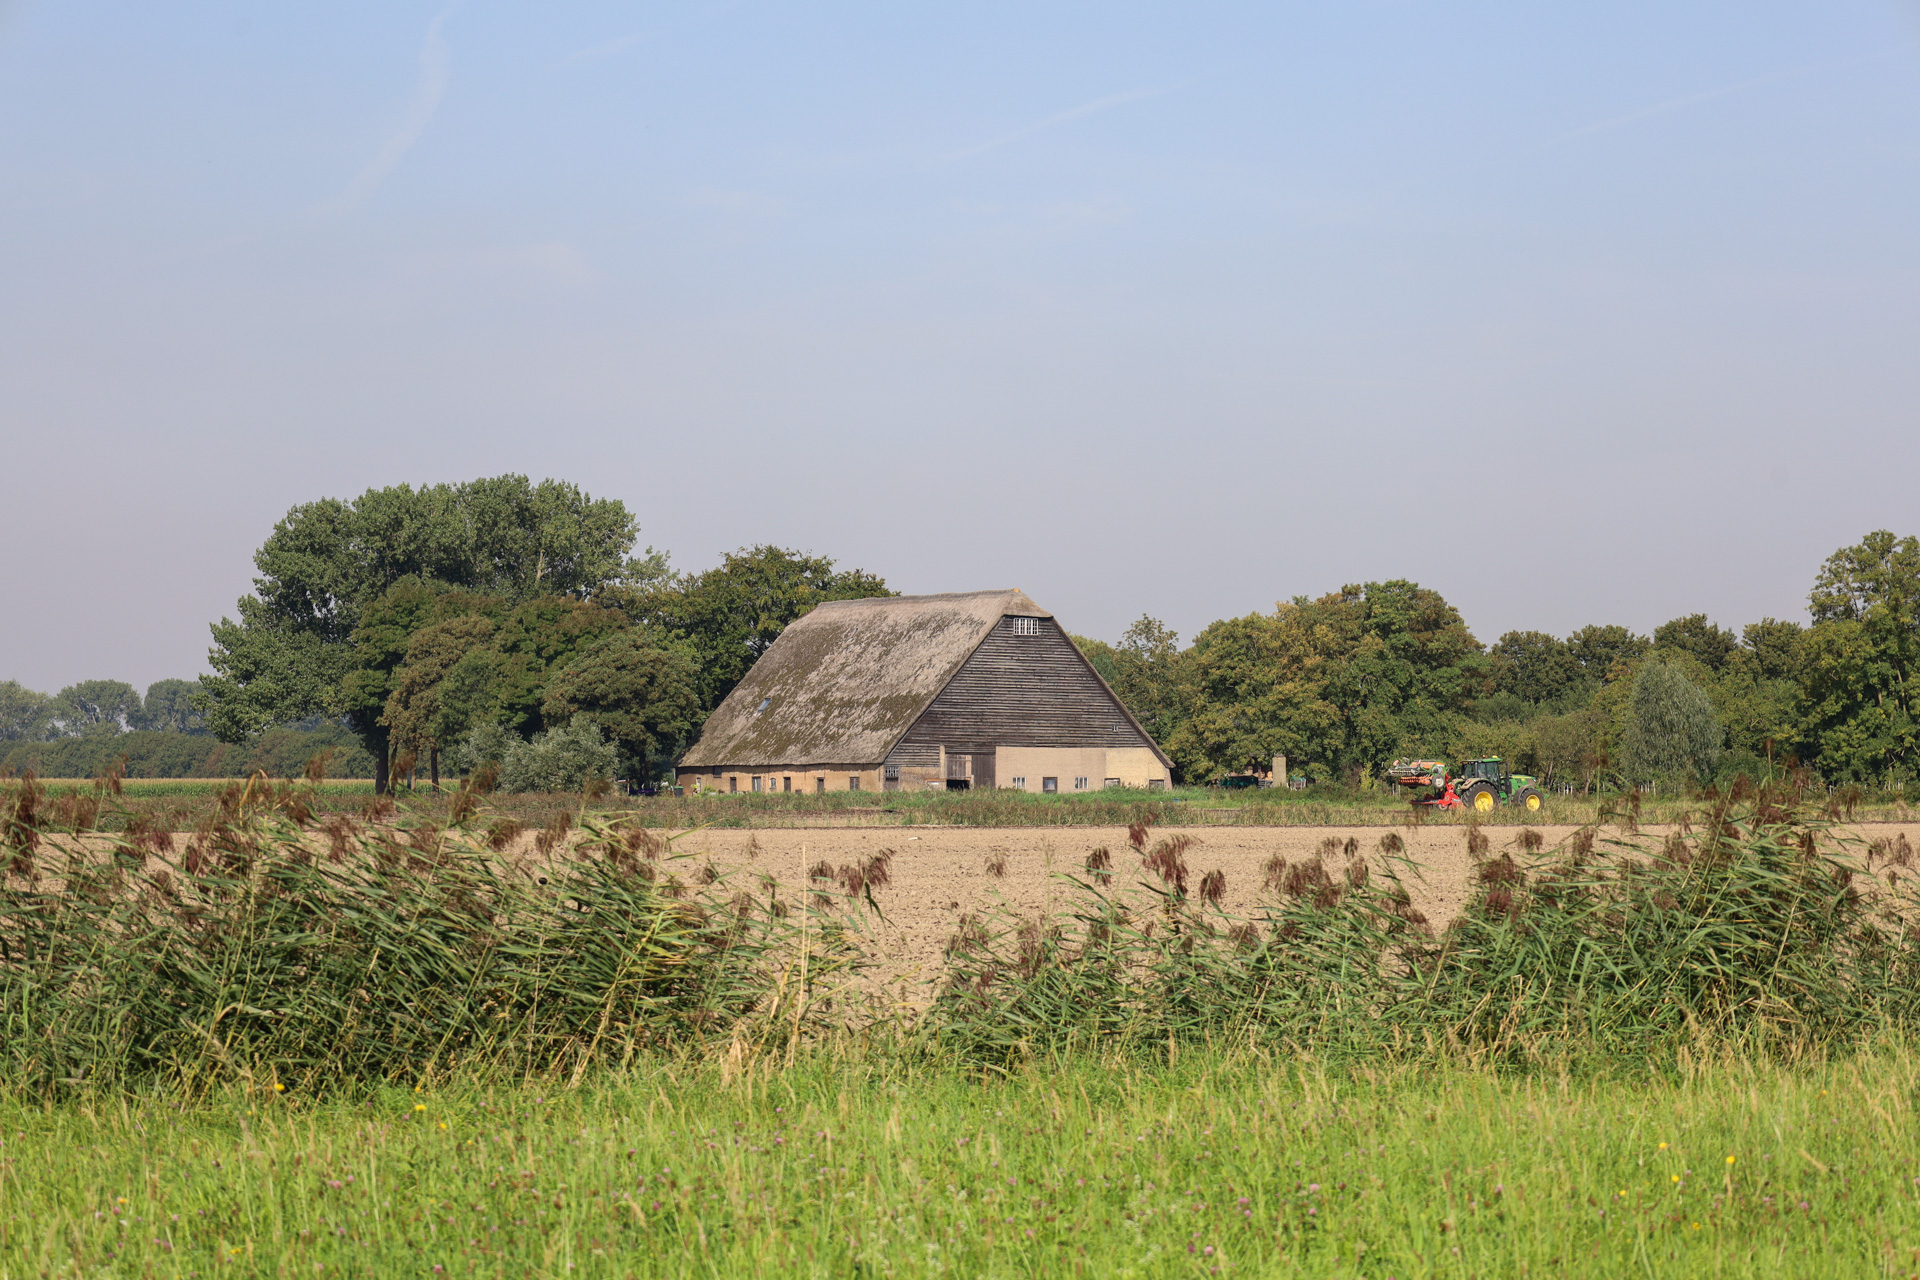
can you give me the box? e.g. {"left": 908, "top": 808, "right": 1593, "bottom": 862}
{"left": 454, "top": 715, "right": 620, "bottom": 793}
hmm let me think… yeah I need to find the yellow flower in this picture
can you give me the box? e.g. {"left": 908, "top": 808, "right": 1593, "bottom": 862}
{"left": 1671, "top": 1175, "right": 1681, "bottom": 1184}
{"left": 414, "top": 1104, "right": 427, "bottom": 1112}
{"left": 437, "top": 1122, "right": 448, "bottom": 1130}
{"left": 273, "top": 1083, "right": 285, "bottom": 1093}
{"left": 1725, "top": 1156, "right": 1735, "bottom": 1165}
{"left": 1658, "top": 1142, "right": 1668, "bottom": 1150}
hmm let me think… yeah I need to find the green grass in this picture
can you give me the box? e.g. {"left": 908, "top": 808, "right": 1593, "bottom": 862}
{"left": 8, "top": 1047, "right": 1920, "bottom": 1278}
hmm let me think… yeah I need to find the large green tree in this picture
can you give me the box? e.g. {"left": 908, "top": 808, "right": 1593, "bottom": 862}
{"left": 0, "top": 682, "right": 56, "bottom": 743}
{"left": 199, "top": 476, "right": 642, "bottom": 791}
{"left": 1295, "top": 581, "right": 1487, "bottom": 778}
{"left": 1653, "top": 614, "right": 1739, "bottom": 674}
{"left": 1798, "top": 530, "right": 1920, "bottom": 784}
{"left": 1567, "top": 624, "right": 1651, "bottom": 680}
{"left": 1105, "top": 616, "right": 1190, "bottom": 748}
{"left": 1620, "top": 657, "right": 1724, "bottom": 784}
{"left": 54, "top": 680, "right": 141, "bottom": 736}
{"left": 1164, "top": 610, "right": 1333, "bottom": 782}
{"left": 541, "top": 633, "right": 701, "bottom": 783}
{"left": 1488, "top": 630, "right": 1583, "bottom": 706}
{"left": 134, "top": 679, "right": 208, "bottom": 734}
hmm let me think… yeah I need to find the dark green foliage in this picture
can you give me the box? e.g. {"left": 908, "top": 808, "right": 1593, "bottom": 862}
{"left": 134, "top": 679, "right": 208, "bottom": 734}
{"left": 199, "top": 477, "right": 641, "bottom": 786}
{"left": 1799, "top": 530, "right": 1920, "bottom": 784}
{"left": 1104, "top": 617, "right": 1188, "bottom": 748}
{"left": 0, "top": 726, "right": 374, "bottom": 779}
{"left": 0, "top": 683, "right": 55, "bottom": 743}
{"left": 1488, "top": 630, "right": 1584, "bottom": 706}
{"left": 1566, "top": 624, "right": 1650, "bottom": 680}
{"left": 0, "top": 776, "right": 854, "bottom": 1093}
{"left": 1654, "top": 613, "right": 1740, "bottom": 673}
{"left": 540, "top": 633, "right": 701, "bottom": 781}
{"left": 53, "top": 680, "right": 140, "bottom": 734}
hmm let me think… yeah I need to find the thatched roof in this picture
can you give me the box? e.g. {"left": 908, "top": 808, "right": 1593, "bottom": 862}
{"left": 679, "top": 590, "right": 1049, "bottom": 768}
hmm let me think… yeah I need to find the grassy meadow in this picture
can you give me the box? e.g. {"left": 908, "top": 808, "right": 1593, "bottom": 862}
{"left": 7, "top": 1047, "right": 1918, "bottom": 1279}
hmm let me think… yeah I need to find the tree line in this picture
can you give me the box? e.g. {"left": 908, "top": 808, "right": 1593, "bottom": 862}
{"left": 0, "top": 677, "right": 376, "bottom": 779}
{"left": 1075, "top": 530, "right": 1920, "bottom": 791}
{"left": 13, "top": 474, "right": 1910, "bottom": 794}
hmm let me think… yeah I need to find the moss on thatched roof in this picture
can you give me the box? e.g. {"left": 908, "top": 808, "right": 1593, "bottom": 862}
{"left": 679, "top": 590, "right": 1047, "bottom": 768}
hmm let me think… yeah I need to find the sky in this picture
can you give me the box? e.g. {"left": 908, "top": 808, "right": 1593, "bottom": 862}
{"left": 3, "top": 1, "right": 1919, "bottom": 694}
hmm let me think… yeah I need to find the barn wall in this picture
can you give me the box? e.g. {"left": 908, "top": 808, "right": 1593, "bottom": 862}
{"left": 895, "top": 617, "right": 1161, "bottom": 757}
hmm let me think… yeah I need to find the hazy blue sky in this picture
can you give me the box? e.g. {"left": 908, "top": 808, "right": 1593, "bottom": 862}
{"left": 4, "top": 2, "right": 1919, "bottom": 692}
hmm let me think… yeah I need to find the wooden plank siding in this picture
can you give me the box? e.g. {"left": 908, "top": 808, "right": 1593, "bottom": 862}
{"left": 892, "top": 617, "right": 1159, "bottom": 758}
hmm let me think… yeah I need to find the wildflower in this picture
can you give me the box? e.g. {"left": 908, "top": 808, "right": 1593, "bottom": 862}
{"left": 415, "top": 1104, "right": 427, "bottom": 1112}
{"left": 1658, "top": 1142, "right": 1668, "bottom": 1150}
{"left": 273, "top": 1083, "right": 285, "bottom": 1093}
{"left": 1725, "top": 1156, "right": 1735, "bottom": 1166}
{"left": 1671, "top": 1175, "right": 1680, "bottom": 1184}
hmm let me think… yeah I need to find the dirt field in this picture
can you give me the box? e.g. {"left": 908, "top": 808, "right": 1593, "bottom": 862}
{"left": 658, "top": 822, "right": 1920, "bottom": 999}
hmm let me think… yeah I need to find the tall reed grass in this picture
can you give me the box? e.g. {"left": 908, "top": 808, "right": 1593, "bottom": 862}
{"left": 0, "top": 769, "right": 861, "bottom": 1096}
{"left": 923, "top": 787, "right": 1920, "bottom": 1066}
{"left": 5, "top": 766, "right": 1918, "bottom": 1096}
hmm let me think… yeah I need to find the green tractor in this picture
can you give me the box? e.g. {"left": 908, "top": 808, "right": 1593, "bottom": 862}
{"left": 1410, "top": 757, "right": 1545, "bottom": 814}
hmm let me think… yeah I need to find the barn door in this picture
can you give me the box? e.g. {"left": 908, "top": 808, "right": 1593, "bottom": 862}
{"left": 946, "top": 752, "right": 971, "bottom": 790}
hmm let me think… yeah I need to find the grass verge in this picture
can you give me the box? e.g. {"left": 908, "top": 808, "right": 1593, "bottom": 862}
{"left": 5, "top": 1046, "right": 1917, "bottom": 1278}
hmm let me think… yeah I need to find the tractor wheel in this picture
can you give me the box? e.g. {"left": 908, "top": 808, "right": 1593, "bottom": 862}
{"left": 1461, "top": 783, "right": 1496, "bottom": 813}
{"left": 1516, "top": 788, "right": 1543, "bottom": 814}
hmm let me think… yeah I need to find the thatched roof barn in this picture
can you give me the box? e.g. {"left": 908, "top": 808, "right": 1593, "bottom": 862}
{"left": 676, "top": 590, "right": 1171, "bottom": 794}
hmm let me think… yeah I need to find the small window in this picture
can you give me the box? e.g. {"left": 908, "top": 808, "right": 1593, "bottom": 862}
{"left": 1105, "top": 778, "right": 1122, "bottom": 789}
{"left": 1147, "top": 778, "right": 1166, "bottom": 791}
{"left": 1011, "top": 776, "right": 1026, "bottom": 788}
{"left": 756, "top": 697, "right": 771, "bottom": 713}
{"left": 1011, "top": 616, "right": 1039, "bottom": 636}
{"left": 1074, "top": 777, "right": 1088, "bottom": 790}
{"left": 782, "top": 776, "right": 791, "bottom": 792}
{"left": 816, "top": 776, "right": 825, "bottom": 793}
{"left": 728, "top": 776, "right": 738, "bottom": 793}
{"left": 1042, "top": 777, "right": 1058, "bottom": 793}
{"left": 848, "top": 775, "right": 862, "bottom": 791}
{"left": 752, "top": 775, "right": 763, "bottom": 793}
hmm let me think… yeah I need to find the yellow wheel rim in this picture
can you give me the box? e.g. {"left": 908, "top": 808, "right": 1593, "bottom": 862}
{"left": 1525, "top": 793, "right": 1542, "bottom": 812}
{"left": 1473, "top": 790, "right": 1496, "bottom": 812}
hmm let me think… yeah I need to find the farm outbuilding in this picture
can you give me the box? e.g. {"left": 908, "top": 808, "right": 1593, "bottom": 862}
{"left": 675, "top": 590, "right": 1172, "bottom": 794}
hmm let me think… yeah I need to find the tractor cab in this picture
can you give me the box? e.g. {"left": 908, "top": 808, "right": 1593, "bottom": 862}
{"left": 1458, "top": 757, "right": 1509, "bottom": 784}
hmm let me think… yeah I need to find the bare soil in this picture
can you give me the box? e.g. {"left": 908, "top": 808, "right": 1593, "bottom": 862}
{"left": 659, "top": 822, "right": 1920, "bottom": 1000}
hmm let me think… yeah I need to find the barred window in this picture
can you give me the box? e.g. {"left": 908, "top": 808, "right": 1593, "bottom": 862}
{"left": 1011, "top": 616, "right": 1039, "bottom": 636}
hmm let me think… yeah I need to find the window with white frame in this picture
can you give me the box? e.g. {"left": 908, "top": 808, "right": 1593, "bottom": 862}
{"left": 751, "top": 775, "right": 763, "bottom": 792}
{"left": 1010, "top": 776, "right": 1026, "bottom": 788}
{"left": 1011, "top": 616, "right": 1039, "bottom": 636}
{"left": 1074, "top": 777, "right": 1088, "bottom": 790}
